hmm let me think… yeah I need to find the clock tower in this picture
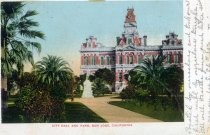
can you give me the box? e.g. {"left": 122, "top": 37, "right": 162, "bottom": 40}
{"left": 124, "top": 8, "right": 137, "bottom": 35}
{"left": 117, "top": 8, "right": 141, "bottom": 46}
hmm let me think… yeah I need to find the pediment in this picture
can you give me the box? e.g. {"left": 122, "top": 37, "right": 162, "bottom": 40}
{"left": 123, "top": 45, "right": 136, "bottom": 50}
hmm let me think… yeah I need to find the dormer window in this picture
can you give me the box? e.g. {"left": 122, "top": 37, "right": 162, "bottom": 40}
{"left": 171, "top": 40, "right": 175, "bottom": 45}
{"left": 88, "top": 43, "right": 91, "bottom": 47}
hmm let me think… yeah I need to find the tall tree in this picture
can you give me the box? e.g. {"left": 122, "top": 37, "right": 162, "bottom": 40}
{"left": 90, "top": 68, "right": 115, "bottom": 93}
{"left": 1, "top": 2, "right": 44, "bottom": 90}
{"left": 133, "top": 55, "right": 166, "bottom": 97}
{"left": 94, "top": 68, "right": 115, "bottom": 85}
{"left": 33, "top": 55, "right": 74, "bottom": 120}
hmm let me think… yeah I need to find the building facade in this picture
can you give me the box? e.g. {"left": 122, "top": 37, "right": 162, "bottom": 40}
{"left": 80, "top": 8, "right": 183, "bottom": 93}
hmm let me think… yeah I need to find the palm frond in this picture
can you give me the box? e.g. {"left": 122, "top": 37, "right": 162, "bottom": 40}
{"left": 25, "top": 41, "right": 41, "bottom": 53}
{"left": 1, "top": 2, "right": 24, "bottom": 20}
{"left": 1, "top": 2, "right": 44, "bottom": 75}
{"left": 19, "top": 29, "right": 45, "bottom": 39}
{"left": 18, "top": 19, "right": 39, "bottom": 30}
{"left": 20, "top": 10, "right": 38, "bottom": 20}
{"left": 34, "top": 55, "right": 73, "bottom": 87}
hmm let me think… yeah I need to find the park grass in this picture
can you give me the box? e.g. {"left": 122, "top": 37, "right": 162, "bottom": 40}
{"left": 2, "top": 101, "right": 106, "bottom": 123}
{"left": 109, "top": 100, "right": 183, "bottom": 122}
{"left": 2, "top": 103, "right": 25, "bottom": 123}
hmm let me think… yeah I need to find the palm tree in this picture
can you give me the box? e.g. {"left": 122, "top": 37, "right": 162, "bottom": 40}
{"left": 33, "top": 55, "right": 73, "bottom": 91}
{"left": 134, "top": 55, "right": 166, "bottom": 97}
{"left": 33, "top": 55, "right": 73, "bottom": 119}
{"left": 1, "top": 2, "right": 44, "bottom": 91}
{"left": 133, "top": 54, "right": 184, "bottom": 117}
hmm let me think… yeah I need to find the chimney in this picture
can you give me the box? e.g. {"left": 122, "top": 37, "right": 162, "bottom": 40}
{"left": 143, "top": 35, "right": 147, "bottom": 46}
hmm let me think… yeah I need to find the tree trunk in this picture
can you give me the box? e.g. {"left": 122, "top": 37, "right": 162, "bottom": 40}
{"left": 1, "top": 76, "right": 8, "bottom": 110}
{"left": 1, "top": 76, "right": 7, "bottom": 91}
{"left": 71, "top": 78, "right": 75, "bottom": 101}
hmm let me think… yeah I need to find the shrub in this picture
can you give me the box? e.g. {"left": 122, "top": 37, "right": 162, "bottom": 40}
{"left": 16, "top": 85, "right": 69, "bottom": 122}
{"left": 16, "top": 86, "right": 52, "bottom": 122}
{"left": 134, "top": 88, "right": 150, "bottom": 104}
{"left": 120, "top": 85, "right": 135, "bottom": 99}
{"left": 50, "top": 84, "right": 67, "bottom": 100}
{"left": 74, "top": 84, "right": 83, "bottom": 98}
{"left": 50, "top": 98, "right": 66, "bottom": 122}
{"left": 49, "top": 84, "right": 67, "bottom": 121}
{"left": 94, "top": 68, "right": 115, "bottom": 85}
{"left": 92, "top": 78, "right": 109, "bottom": 97}
{"left": 88, "top": 74, "right": 95, "bottom": 82}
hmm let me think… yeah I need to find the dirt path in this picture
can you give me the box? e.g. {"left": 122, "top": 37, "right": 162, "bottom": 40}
{"left": 66, "top": 95, "right": 162, "bottom": 122}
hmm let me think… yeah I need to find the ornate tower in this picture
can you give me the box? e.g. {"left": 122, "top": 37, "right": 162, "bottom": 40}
{"left": 117, "top": 8, "right": 141, "bottom": 46}
{"left": 124, "top": 8, "right": 137, "bottom": 36}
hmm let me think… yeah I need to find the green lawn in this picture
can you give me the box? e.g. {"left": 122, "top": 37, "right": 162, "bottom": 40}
{"left": 2, "top": 101, "right": 106, "bottom": 123}
{"left": 2, "top": 104, "right": 25, "bottom": 123}
{"left": 109, "top": 100, "right": 183, "bottom": 122}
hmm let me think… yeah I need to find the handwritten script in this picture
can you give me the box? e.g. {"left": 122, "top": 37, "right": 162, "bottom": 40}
{"left": 184, "top": 0, "right": 210, "bottom": 135}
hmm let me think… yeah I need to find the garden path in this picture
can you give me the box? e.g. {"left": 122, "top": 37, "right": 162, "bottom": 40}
{"left": 66, "top": 95, "right": 162, "bottom": 122}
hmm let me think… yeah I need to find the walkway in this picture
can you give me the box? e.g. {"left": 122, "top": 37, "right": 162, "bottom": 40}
{"left": 66, "top": 95, "right": 162, "bottom": 122}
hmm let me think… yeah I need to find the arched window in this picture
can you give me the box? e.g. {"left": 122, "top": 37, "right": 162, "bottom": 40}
{"left": 84, "top": 56, "right": 88, "bottom": 65}
{"left": 119, "top": 55, "right": 122, "bottom": 64}
{"left": 100, "top": 57, "right": 104, "bottom": 65}
{"left": 92, "top": 55, "right": 96, "bottom": 65}
{"left": 112, "top": 56, "right": 115, "bottom": 64}
{"left": 178, "top": 52, "right": 182, "bottom": 63}
{"left": 119, "top": 72, "right": 122, "bottom": 82}
{"left": 138, "top": 55, "right": 142, "bottom": 64}
{"left": 167, "top": 53, "right": 172, "bottom": 63}
{"left": 174, "top": 54, "right": 179, "bottom": 63}
{"left": 129, "top": 56, "right": 133, "bottom": 64}
{"left": 106, "top": 56, "right": 110, "bottom": 65}
{"left": 126, "top": 56, "right": 129, "bottom": 64}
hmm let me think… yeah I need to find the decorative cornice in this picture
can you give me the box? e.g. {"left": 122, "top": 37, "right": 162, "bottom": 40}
{"left": 115, "top": 64, "right": 139, "bottom": 68}
{"left": 162, "top": 45, "right": 183, "bottom": 50}
{"left": 81, "top": 65, "right": 115, "bottom": 69}
{"left": 80, "top": 47, "right": 115, "bottom": 52}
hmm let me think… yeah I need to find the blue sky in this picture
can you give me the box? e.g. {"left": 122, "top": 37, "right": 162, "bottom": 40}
{"left": 24, "top": 1, "right": 183, "bottom": 75}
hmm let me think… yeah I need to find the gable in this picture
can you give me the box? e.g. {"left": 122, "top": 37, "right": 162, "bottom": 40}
{"left": 123, "top": 45, "right": 136, "bottom": 50}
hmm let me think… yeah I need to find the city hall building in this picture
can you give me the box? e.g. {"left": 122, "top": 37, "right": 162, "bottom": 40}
{"left": 80, "top": 8, "right": 183, "bottom": 93}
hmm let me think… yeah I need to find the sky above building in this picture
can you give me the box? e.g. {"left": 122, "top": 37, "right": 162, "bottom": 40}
{"left": 23, "top": 1, "right": 183, "bottom": 75}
